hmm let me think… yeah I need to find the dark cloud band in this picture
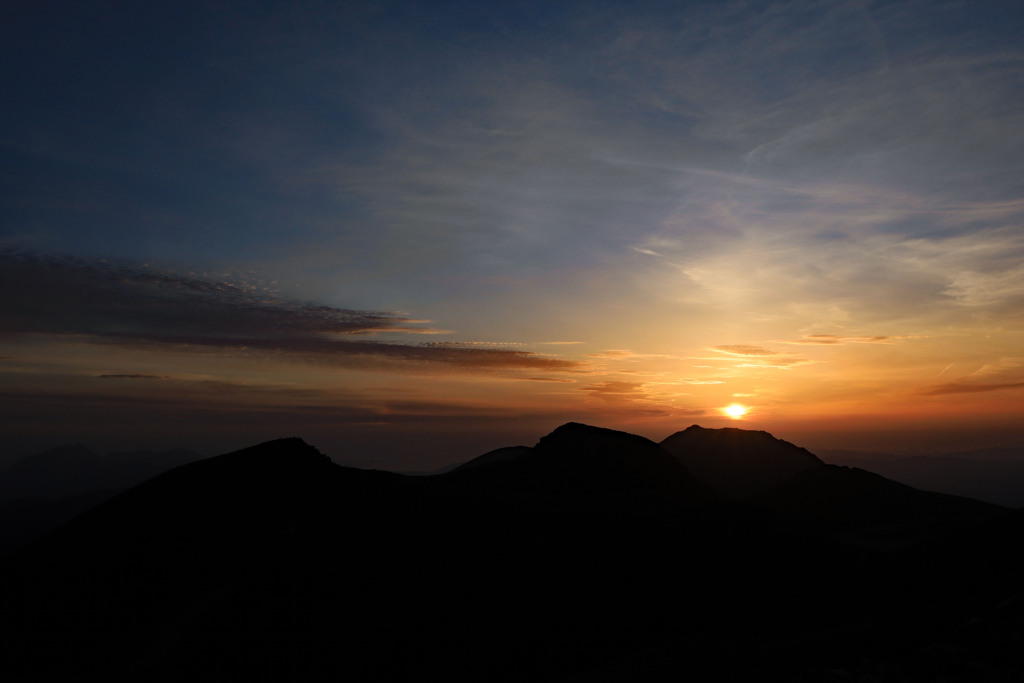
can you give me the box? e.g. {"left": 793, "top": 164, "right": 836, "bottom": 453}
{"left": 0, "top": 252, "right": 578, "bottom": 372}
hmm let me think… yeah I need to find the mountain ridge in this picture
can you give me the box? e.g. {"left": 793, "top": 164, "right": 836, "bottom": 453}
{"left": 1, "top": 422, "right": 1020, "bottom": 681}
{"left": 659, "top": 423, "right": 825, "bottom": 499}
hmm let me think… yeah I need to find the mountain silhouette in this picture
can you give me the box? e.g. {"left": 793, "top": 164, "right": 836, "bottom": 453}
{"left": 0, "top": 424, "right": 1020, "bottom": 682}
{"left": 659, "top": 424, "right": 824, "bottom": 498}
{"left": 445, "top": 422, "right": 718, "bottom": 506}
{"left": 750, "top": 463, "right": 1004, "bottom": 547}
{"left": 821, "top": 447, "right": 1024, "bottom": 507}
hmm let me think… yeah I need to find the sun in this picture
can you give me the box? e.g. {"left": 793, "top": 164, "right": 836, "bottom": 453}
{"left": 724, "top": 403, "right": 748, "bottom": 419}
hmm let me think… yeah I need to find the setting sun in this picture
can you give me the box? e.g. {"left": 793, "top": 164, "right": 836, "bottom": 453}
{"left": 724, "top": 404, "right": 748, "bottom": 419}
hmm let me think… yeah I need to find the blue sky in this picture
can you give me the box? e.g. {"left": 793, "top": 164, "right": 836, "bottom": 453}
{"left": 3, "top": 0, "right": 1024, "bottom": 466}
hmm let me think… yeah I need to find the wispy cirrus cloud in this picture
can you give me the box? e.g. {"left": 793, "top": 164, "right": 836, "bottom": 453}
{"left": 779, "top": 334, "right": 904, "bottom": 345}
{"left": 922, "top": 381, "right": 1024, "bottom": 395}
{"left": 711, "top": 345, "right": 777, "bottom": 357}
{"left": 672, "top": 379, "right": 725, "bottom": 385}
{"left": 580, "top": 381, "right": 645, "bottom": 397}
{"left": 700, "top": 345, "right": 814, "bottom": 369}
{"left": 921, "top": 358, "right": 1024, "bottom": 395}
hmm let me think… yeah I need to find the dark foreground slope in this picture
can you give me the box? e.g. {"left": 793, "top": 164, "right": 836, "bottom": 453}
{"left": 0, "top": 426, "right": 1020, "bottom": 682}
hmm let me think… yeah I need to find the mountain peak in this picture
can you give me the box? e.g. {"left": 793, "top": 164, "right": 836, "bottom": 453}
{"left": 218, "top": 436, "right": 325, "bottom": 460}
{"left": 445, "top": 422, "right": 717, "bottom": 505}
{"left": 541, "top": 422, "right": 662, "bottom": 448}
{"left": 185, "top": 437, "right": 334, "bottom": 480}
{"left": 661, "top": 426, "right": 823, "bottom": 499}
{"left": 678, "top": 424, "right": 777, "bottom": 440}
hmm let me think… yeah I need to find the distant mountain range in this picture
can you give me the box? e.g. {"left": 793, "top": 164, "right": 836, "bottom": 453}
{"left": 1, "top": 423, "right": 1022, "bottom": 681}
{"left": 0, "top": 443, "right": 204, "bottom": 501}
{"left": 0, "top": 444, "right": 203, "bottom": 556}
{"left": 820, "top": 446, "right": 1024, "bottom": 507}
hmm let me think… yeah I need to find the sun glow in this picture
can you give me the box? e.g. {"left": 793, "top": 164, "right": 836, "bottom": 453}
{"left": 724, "top": 403, "right": 748, "bottom": 419}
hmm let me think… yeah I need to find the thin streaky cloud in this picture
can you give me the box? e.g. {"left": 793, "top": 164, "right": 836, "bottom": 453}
{"left": 0, "top": 252, "right": 581, "bottom": 373}
{"left": 675, "top": 379, "right": 726, "bottom": 385}
{"left": 734, "top": 358, "right": 816, "bottom": 369}
{"left": 580, "top": 381, "right": 645, "bottom": 395}
{"left": 422, "top": 341, "right": 529, "bottom": 348}
{"left": 779, "top": 334, "right": 900, "bottom": 345}
{"left": 711, "top": 345, "right": 777, "bottom": 357}
{"left": 519, "top": 377, "right": 576, "bottom": 383}
{"left": 921, "top": 381, "right": 1024, "bottom": 395}
{"left": 97, "top": 374, "right": 170, "bottom": 380}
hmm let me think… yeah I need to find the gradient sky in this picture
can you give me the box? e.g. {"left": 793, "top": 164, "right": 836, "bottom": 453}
{"left": 3, "top": 0, "right": 1024, "bottom": 469}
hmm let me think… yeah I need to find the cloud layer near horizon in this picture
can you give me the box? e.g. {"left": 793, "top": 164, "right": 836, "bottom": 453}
{"left": 0, "top": 252, "right": 577, "bottom": 372}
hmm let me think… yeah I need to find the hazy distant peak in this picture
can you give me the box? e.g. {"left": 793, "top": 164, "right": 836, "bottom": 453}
{"left": 0, "top": 444, "right": 104, "bottom": 502}
{"left": 0, "top": 443, "right": 205, "bottom": 504}
{"left": 22, "top": 443, "right": 100, "bottom": 464}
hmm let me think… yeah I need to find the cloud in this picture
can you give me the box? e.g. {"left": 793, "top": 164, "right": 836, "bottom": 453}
{"left": 0, "top": 252, "right": 580, "bottom": 373}
{"left": 587, "top": 349, "right": 676, "bottom": 361}
{"left": 609, "top": 1, "right": 1024, "bottom": 333}
{"left": 421, "top": 341, "right": 527, "bottom": 348}
{"left": 519, "top": 376, "right": 576, "bottom": 383}
{"left": 921, "top": 381, "right": 1024, "bottom": 395}
{"left": 580, "top": 381, "right": 645, "bottom": 396}
{"left": 780, "top": 334, "right": 900, "bottom": 345}
{"left": 921, "top": 358, "right": 1024, "bottom": 395}
{"left": 97, "top": 374, "right": 169, "bottom": 380}
{"left": 711, "top": 345, "right": 777, "bottom": 357}
{"left": 0, "top": 388, "right": 526, "bottom": 434}
{"left": 734, "top": 358, "right": 815, "bottom": 369}
{"left": 699, "top": 345, "right": 814, "bottom": 369}
{"left": 670, "top": 408, "right": 707, "bottom": 417}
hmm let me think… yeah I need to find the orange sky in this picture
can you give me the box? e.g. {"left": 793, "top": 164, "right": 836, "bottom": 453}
{"left": 2, "top": 1, "right": 1023, "bottom": 467}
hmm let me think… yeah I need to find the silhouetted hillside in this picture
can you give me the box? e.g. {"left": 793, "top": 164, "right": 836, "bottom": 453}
{"left": 821, "top": 447, "right": 1024, "bottom": 508}
{"left": 750, "top": 463, "right": 1004, "bottom": 548}
{"left": 0, "top": 425, "right": 1021, "bottom": 682}
{"left": 660, "top": 425, "right": 823, "bottom": 498}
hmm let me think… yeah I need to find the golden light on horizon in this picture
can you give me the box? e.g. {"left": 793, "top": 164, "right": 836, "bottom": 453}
{"left": 724, "top": 403, "right": 748, "bottom": 419}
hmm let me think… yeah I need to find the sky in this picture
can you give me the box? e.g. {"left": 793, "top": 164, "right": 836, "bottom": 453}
{"left": 2, "top": 0, "right": 1024, "bottom": 469}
